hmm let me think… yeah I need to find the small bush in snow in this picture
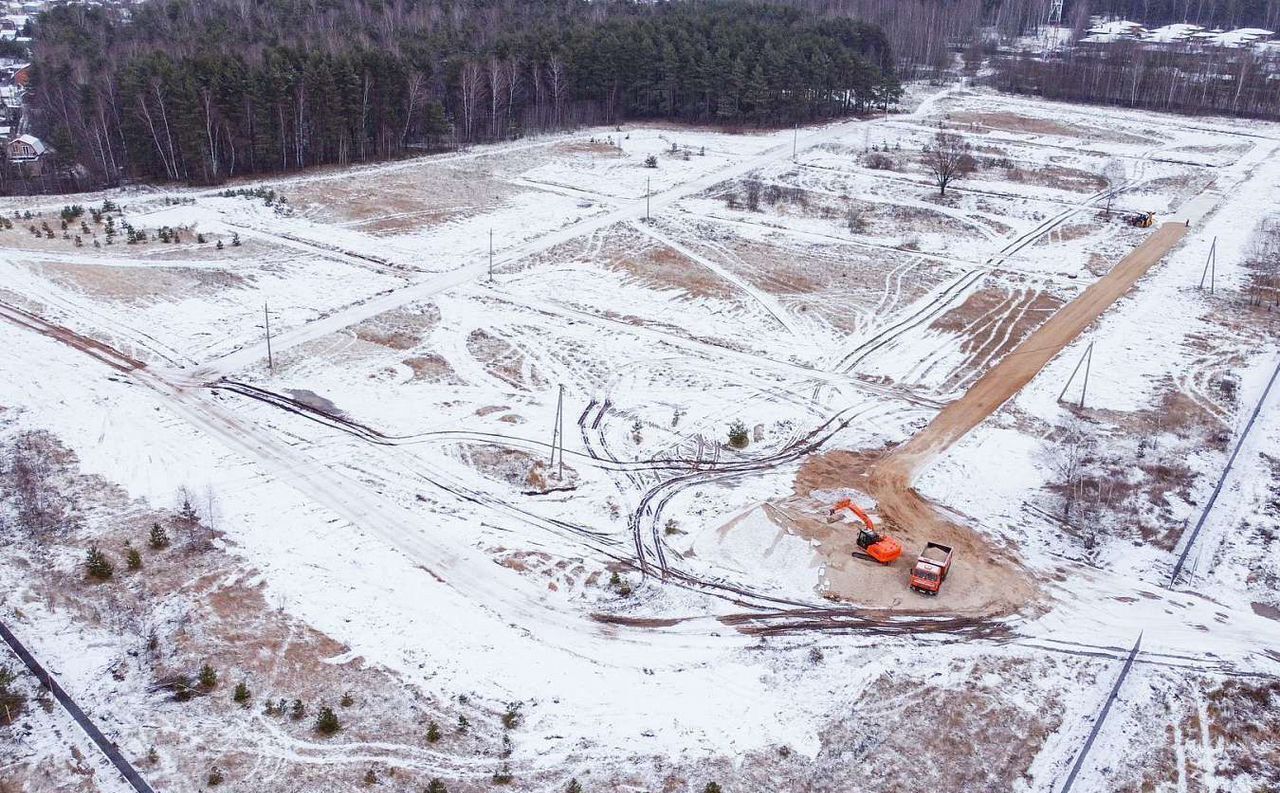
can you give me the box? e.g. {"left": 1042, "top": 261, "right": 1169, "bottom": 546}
{"left": 148, "top": 523, "right": 170, "bottom": 550}
{"left": 315, "top": 705, "right": 342, "bottom": 735}
{"left": 198, "top": 663, "right": 218, "bottom": 690}
{"left": 0, "top": 665, "right": 25, "bottom": 725}
{"left": 85, "top": 546, "right": 113, "bottom": 581}
{"left": 501, "top": 701, "right": 522, "bottom": 730}
{"left": 727, "top": 421, "right": 749, "bottom": 449}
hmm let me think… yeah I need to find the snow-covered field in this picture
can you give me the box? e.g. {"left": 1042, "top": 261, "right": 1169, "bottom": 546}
{"left": 2, "top": 84, "right": 1279, "bottom": 792}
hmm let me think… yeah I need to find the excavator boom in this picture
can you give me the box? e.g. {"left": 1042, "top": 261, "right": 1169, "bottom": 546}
{"left": 832, "top": 498, "right": 903, "bottom": 564}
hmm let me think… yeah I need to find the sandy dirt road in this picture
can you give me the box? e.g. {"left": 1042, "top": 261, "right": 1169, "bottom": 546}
{"left": 791, "top": 222, "right": 1189, "bottom": 615}
{"left": 883, "top": 221, "right": 1188, "bottom": 475}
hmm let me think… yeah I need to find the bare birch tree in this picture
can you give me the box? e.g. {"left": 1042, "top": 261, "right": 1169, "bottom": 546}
{"left": 922, "top": 131, "right": 972, "bottom": 196}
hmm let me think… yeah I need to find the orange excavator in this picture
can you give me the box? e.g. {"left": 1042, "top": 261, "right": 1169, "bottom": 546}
{"left": 831, "top": 498, "right": 902, "bottom": 564}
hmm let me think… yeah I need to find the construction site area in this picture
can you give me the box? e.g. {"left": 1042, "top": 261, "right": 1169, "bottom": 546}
{"left": 2, "top": 84, "right": 1280, "bottom": 792}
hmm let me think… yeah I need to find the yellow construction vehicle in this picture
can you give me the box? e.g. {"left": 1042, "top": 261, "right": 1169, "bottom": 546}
{"left": 1128, "top": 211, "right": 1155, "bottom": 228}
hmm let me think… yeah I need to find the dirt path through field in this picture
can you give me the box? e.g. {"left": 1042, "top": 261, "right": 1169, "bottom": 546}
{"left": 788, "top": 222, "right": 1189, "bottom": 614}
{"left": 883, "top": 221, "right": 1187, "bottom": 474}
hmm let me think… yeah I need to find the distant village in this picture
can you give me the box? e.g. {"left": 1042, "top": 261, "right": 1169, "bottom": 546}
{"left": 0, "top": 0, "right": 46, "bottom": 173}
{"left": 1081, "top": 19, "right": 1277, "bottom": 50}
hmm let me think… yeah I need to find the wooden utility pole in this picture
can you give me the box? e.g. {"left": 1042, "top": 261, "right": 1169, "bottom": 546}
{"left": 1198, "top": 236, "right": 1217, "bottom": 293}
{"left": 1078, "top": 341, "right": 1093, "bottom": 408}
{"left": 792, "top": 123, "right": 798, "bottom": 161}
{"left": 1058, "top": 340, "right": 1094, "bottom": 407}
{"left": 556, "top": 384, "right": 565, "bottom": 479}
{"left": 488, "top": 228, "right": 494, "bottom": 282}
{"left": 645, "top": 177, "right": 650, "bottom": 222}
{"left": 549, "top": 385, "right": 566, "bottom": 479}
{"left": 264, "top": 302, "right": 274, "bottom": 373}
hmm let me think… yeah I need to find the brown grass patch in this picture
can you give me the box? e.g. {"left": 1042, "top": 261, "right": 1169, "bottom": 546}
{"left": 352, "top": 304, "right": 439, "bottom": 351}
{"left": 0, "top": 430, "right": 507, "bottom": 793}
{"left": 553, "top": 140, "right": 623, "bottom": 157}
{"left": 455, "top": 442, "right": 576, "bottom": 491}
{"left": 951, "top": 111, "right": 1081, "bottom": 137}
{"left": 465, "top": 329, "right": 543, "bottom": 390}
{"left": 1004, "top": 165, "right": 1107, "bottom": 194}
{"left": 290, "top": 165, "right": 516, "bottom": 233}
{"left": 28, "top": 261, "right": 247, "bottom": 304}
{"left": 605, "top": 237, "right": 737, "bottom": 301}
{"left": 402, "top": 353, "right": 459, "bottom": 382}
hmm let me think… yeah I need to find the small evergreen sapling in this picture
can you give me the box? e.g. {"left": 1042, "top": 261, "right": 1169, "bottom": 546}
{"left": 233, "top": 681, "right": 251, "bottom": 705}
{"left": 492, "top": 763, "right": 513, "bottom": 784}
{"left": 727, "top": 420, "right": 749, "bottom": 449}
{"left": 148, "top": 522, "right": 170, "bottom": 550}
{"left": 198, "top": 663, "right": 218, "bottom": 690}
{"left": 124, "top": 543, "right": 142, "bottom": 571}
{"left": 567, "top": 780, "right": 583, "bottom": 793}
{"left": 85, "top": 546, "right": 113, "bottom": 580}
{"left": 315, "top": 705, "right": 342, "bottom": 735}
{"left": 427, "top": 780, "right": 447, "bottom": 793}
{"left": 426, "top": 721, "right": 441, "bottom": 743}
{"left": 501, "top": 702, "right": 521, "bottom": 730}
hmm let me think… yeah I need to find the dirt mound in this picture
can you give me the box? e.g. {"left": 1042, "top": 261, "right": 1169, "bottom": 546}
{"left": 775, "top": 224, "right": 1189, "bottom": 617}
{"left": 781, "top": 449, "right": 1034, "bottom": 617}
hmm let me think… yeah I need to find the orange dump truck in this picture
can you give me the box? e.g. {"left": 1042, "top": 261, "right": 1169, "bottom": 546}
{"left": 909, "top": 542, "right": 953, "bottom": 595}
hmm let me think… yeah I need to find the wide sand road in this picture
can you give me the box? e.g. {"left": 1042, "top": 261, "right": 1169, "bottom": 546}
{"left": 887, "top": 221, "right": 1188, "bottom": 476}
{"left": 801, "top": 222, "right": 1188, "bottom": 616}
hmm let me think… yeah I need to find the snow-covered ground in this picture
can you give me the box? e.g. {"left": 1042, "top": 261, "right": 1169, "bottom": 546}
{"left": 2, "top": 84, "right": 1279, "bottom": 791}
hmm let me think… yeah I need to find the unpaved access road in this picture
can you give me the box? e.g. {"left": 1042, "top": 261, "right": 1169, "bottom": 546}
{"left": 791, "top": 222, "right": 1188, "bottom": 615}
{"left": 883, "top": 221, "right": 1188, "bottom": 474}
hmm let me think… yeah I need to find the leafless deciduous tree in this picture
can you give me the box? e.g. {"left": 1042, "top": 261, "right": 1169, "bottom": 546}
{"left": 1102, "top": 159, "right": 1127, "bottom": 220}
{"left": 922, "top": 131, "right": 973, "bottom": 196}
{"left": 4, "top": 431, "right": 77, "bottom": 543}
{"left": 458, "top": 62, "right": 483, "bottom": 144}
{"left": 1244, "top": 216, "right": 1280, "bottom": 308}
{"left": 1037, "top": 418, "right": 1099, "bottom": 534}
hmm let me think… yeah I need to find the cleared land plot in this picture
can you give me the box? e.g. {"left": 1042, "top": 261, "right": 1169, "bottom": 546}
{"left": 4, "top": 87, "right": 1279, "bottom": 793}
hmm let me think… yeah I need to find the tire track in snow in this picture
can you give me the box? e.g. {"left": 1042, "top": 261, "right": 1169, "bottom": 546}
{"left": 630, "top": 219, "right": 803, "bottom": 338}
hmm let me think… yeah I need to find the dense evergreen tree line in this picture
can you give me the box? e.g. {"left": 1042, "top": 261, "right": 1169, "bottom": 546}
{"left": 22, "top": 0, "right": 899, "bottom": 189}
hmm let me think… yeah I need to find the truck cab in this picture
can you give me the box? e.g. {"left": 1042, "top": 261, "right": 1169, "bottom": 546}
{"left": 910, "top": 542, "right": 953, "bottom": 595}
